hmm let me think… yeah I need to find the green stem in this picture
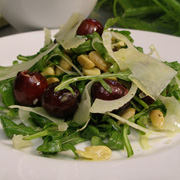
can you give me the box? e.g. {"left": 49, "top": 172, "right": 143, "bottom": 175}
{"left": 123, "top": 6, "right": 163, "bottom": 17}
{"left": 130, "top": 100, "right": 142, "bottom": 112}
{"left": 55, "top": 70, "right": 131, "bottom": 91}
{"left": 153, "top": 0, "right": 171, "bottom": 14}
{"left": 163, "top": 0, "right": 180, "bottom": 14}
{"left": 24, "top": 130, "right": 49, "bottom": 140}
{"left": 118, "top": 0, "right": 133, "bottom": 10}
{"left": 113, "top": 0, "right": 118, "bottom": 17}
{"left": 133, "top": 95, "right": 149, "bottom": 109}
{"left": 129, "top": 106, "right": 155, "bottom": 123}
{"left": 123, "top": 124, "right": 133, "bottom": 157}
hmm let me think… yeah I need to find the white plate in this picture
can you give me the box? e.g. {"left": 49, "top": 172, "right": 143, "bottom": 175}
{"left": 0, "top": 30, "right": 180, "bottom": 180}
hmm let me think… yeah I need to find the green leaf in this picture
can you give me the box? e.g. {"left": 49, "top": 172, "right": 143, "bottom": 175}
{"left": 0, "top": 115, "right": 38, "bottom": 138}
{"left": 81, "top": 125, "right": 100, "bottom": 140}
{"left": 62, "top": 131, "right": 85, "bottom": 145}
{"left": 72, "top": 40, "right": 94, "bottom": 54}
{"left": 62, "top": 144, "right": 79, "bottom": 159}
{"left": 0, "top": 79, "right": 15, "bottom": 107}
{"left": 103, "top": 115, "right": 121, "bottom": 131}
{"left": 37, "top": 136, "right": 62, "bottom": 153}
{"left": 92, "top": 32, "right": 107, "bottom": 57}
{"left": 29, "top": 112, "right": 52, "bottom": 128}
{"left": 91, "top": 136, "right": 105, "bottom": 146}
{"left": 107, "top": 130, "right": 124, "bottom": 150}
{"left": 104, "top": 17, "right": 118, "bottom": 29}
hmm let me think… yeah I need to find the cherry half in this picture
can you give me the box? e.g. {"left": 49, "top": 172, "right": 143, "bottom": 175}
{"left": 76, "top": 19, "right": 104, "bottom": 36}
{"left": 91, "top": 79, "right": 129, "bottom": 101}
{"left": 14, "top": 70, "right": 48, "bottom": 106}
{"left": 42, "top": 82, "right": 80, "bottom": 118}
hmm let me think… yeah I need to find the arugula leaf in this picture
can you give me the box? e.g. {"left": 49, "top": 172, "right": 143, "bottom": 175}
{"left": 0, "top": 115, "right": 38, "bottom": 138}
{"left": 62, "top": 131, "right": 85, "bottom": 145}
{"left": 92, "top": 32, "right": 116, "bottom": 65}
{"left": 107, "top": 130, "right": 124, "bottom": 150}
{"left": 36, "top": 130, "right": 85, "bottom": 156}
{"left": 90, "top": 130, "right": 124, "bottom": 150}
{"left": 81, "top": 125, "right": 100, "bottom": 139}
{"left": 162, "top": 61, "right": 180, "bottom": 101}
{"left": 29, "top": 112, "right": 52, "bottom": 128}
{"left": 104, "top": 18, "right": 118, "bottom": 29}
{"left": 72, "top": 40, "right": 94, "bottom": 54}
{"left": 37, "top": 136, "right": 62, "bottom": 153}
{"left": 164, "top": 61, "right": 180, "bottom": 77}
{"left": 0, "top": 78, "right": 15, "bottom": 107}
{"left": 91, "top": 136, "right": 106, "bottom": 146}
{"left": 61, "top": 144, "right": 79, "bottom": 159}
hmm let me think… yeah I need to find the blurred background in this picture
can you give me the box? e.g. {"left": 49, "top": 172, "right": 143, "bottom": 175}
{"left": 0, "top": 0, "right": 180, "bottom": 37}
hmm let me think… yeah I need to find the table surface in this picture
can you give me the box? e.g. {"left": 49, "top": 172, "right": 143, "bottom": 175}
{"left": 0, "top": 25, "right": 19, "bottom": 37}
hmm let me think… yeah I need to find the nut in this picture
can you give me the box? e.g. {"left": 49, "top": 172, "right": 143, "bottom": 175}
{"left": 60, "top": 55, "right": 72, "bottom": 71}
{"left": 77, "top": 54, "right": 95, "bottom": 69}
{"left": 55, "top": 67, "right": 63, "bottom": 76}
{"left": 46, "top": 77, "right": 59, "bottom": 84}
{"left": 149, "top": 109, "right": 164, "bottom": 128}
{"left": 112, "top": 40, "right": 126, "bottom": 50}
{"left": 41, "top": 67, "right": 55, "bottom": 76}
{"left": 88, "top": 51, "right": 109, "bottom": 72}
{"left": 76, "top": 146, "right": 112, "bottom": 160}
{"left": 82, "top": 67, "right": 101, "bottom": 76}
{"left": 121, "top": 108, "right": 136, "bottom": 120}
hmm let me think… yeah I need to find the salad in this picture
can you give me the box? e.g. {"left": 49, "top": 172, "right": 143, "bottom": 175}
{"left": 0, "top": 13, "right": 180, "bottom": 161}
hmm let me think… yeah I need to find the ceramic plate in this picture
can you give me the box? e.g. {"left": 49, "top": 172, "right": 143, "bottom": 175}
{"left": 0, "top": 29, "right": 180, "bottom": 180}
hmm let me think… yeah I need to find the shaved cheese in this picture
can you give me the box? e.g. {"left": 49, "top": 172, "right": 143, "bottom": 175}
{"left": 102, "top": 30, "right": 177, "bottom": 100}
{"left": 54, "top": 13, "right": 86, "bottom": 50}
{"left": 73, "top": 81, "right": 93, "bottom": 125}
{"left": 102, "top": 30, "right": 136, "bottom": 71}
{"left": 9, "top": 105, "right": 68, "bottom": 131}
{"left": 44, "top": 27, "right": 51, "bottom": 46}
{"left": 13, "top": 135, "right": 32, "bottom": 149}
{"left": 126, "top": 50, "right": 177, "bottom": 100}
{"left": 158, "top": 95, "right": 180, "bottom": 131}
{"left": 18, "top": 109, "right": 35, "bottom": 128}
{"left": 90, "top": 82, "right": 137, "bottom": 114}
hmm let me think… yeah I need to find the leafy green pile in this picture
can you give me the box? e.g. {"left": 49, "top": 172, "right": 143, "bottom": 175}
{"left": 0, "top": 16, "right": 180, "bottom": 160}
{"left": 92, "top": 0, "right": 180, "bottom": 36}
{"left": 0, "top": 29, "right": 137, "bottom": 158}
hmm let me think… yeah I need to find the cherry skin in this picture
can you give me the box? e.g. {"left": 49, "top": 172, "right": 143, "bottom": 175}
{"left": 91, "top": 79, "right": 129, "bottom": 101}
{"left": 42, "top": 82, "right": 81, "bottom": 118}
{"left": 76, "top": 19, "right": 103, "bottom": 36}
{"left": 13, "top": 70, "right": 48, "bottom": 106}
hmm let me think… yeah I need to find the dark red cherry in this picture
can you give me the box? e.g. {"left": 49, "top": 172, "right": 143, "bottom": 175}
{"left": 91, "top": 79, "right": 129, "bottom": 101}
{"left": 13, "top": 70, "right": 48, "bottom": 106}
{"left": 76, "top": 19, "right": 103, "bottom": 36}
{"left": 42, "top": 82, "right": 80, "bottom": 118}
